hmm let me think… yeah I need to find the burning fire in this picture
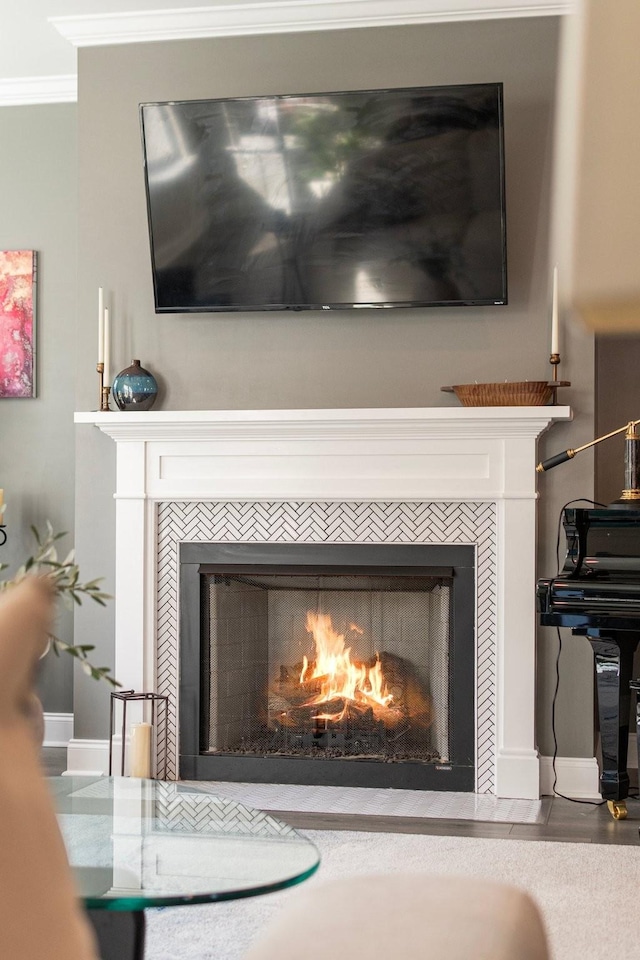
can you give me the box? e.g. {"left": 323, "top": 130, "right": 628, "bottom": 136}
{"left": 299, "top": 611, "right": 394, "bottom": 722}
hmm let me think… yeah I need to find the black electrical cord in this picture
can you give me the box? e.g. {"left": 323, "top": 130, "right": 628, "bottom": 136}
{"left": 550, "top": 499, "right": 608, "bottom": 805}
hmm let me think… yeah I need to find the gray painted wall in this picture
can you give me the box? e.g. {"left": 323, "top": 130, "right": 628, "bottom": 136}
{"left": 74, "top": 17, "right": 596, "bottom": 756}
{"left": 595, "top": 336, "right": 640, "bottom": 504}
{"left": 0, "top": 104, "right": 77, "bottom": 713}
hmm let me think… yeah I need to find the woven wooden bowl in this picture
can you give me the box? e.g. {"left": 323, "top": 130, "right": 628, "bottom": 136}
{"left": 441, "top": 381, "right": 554, "bottom": 407}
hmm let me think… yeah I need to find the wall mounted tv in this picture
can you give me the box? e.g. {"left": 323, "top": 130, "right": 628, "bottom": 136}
{"left": 140, "top": 82, "right": 507, "bottom": 313}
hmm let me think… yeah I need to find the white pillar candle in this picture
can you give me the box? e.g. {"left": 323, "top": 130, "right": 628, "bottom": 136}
{"left": 103, "top": 306, "right": 110, "bottom": 387}
{"left": 129, "top": 722, "right": 152, "bottom": 778}
{"left": 551, "top": 266, "right": 559, "bottom": 355}
{"left": 98, "top": 287, "right": 104, "bottom": 364}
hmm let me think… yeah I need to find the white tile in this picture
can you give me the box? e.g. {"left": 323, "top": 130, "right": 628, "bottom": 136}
{"left": 185, "top": 781, "right": 546, "bottom": 824}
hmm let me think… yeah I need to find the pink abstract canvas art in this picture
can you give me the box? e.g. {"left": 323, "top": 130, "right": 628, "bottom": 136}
{"left": 0, "top": 250, "right": 37, "bottom": 398}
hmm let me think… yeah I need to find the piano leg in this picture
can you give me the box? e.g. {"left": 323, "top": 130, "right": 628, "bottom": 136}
{"left": 587, "top": 631, "right": 639, "bottom": 819}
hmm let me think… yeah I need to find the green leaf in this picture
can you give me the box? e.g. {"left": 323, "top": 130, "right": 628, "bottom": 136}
{"left": 0, "top": 524, "right": 119, "bottom": 689}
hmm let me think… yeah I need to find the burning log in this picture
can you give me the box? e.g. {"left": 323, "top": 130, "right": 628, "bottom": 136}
{"left": 377, "top": 652, "right": 432, "bottom": 728}
{"left": 278, "top": 664, "right": 324, "bottom": 700}
{"left": 269, "top": 685, "right": 406, "bottom": 730}
{"left": 268, "top": 612, "right": 432, "bottom": 736}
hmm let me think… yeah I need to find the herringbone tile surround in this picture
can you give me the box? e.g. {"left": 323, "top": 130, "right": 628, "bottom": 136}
{"left": 156, "top": 501, "right": 497, "bottom": 791}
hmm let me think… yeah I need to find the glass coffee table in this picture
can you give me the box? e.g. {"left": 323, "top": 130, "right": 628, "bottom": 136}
{"left": 49, "top": 776, "right": 320, "bottom": 960}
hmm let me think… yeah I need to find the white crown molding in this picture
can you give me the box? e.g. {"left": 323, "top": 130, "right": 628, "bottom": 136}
{"left": 51, "top": 0, "right": 572, "bottom": 48}
{"left": 0, "top": 75, "right": 77, "bottom": 107}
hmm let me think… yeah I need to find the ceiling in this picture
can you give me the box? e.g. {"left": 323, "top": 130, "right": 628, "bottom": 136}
{"left": 4, "top": 1, "right": 568, "bottom": 98}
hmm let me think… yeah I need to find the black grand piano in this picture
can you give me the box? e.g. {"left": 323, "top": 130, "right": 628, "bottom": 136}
{"left": 537, "top": 505, "right": 640, "bottom": 819}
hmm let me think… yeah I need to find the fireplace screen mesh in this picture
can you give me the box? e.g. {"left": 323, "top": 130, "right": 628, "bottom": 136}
{"left": 202, "top": 572, "right": 452, "bottom": 764}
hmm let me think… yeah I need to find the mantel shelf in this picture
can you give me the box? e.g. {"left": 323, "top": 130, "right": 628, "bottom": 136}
{"left": 74, "top": 406, "right": 572, "bottom": 443}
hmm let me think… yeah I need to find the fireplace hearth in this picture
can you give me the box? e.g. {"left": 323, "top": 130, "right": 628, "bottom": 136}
{"left": 180, "top": 543, "right": 475, "bottom": 790}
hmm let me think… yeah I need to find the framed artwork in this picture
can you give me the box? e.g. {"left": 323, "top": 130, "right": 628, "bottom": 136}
{"left": 0, "top": 250, "right": 37, "bottom": 398}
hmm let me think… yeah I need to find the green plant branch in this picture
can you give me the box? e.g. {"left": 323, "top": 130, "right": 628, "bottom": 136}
{"left": 0, "top": 522, "right": 119, "bottom": 687}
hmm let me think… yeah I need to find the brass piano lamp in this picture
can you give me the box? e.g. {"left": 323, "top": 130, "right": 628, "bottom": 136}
{"left": 536, "top": 419, "right": 640, "bottom": 504}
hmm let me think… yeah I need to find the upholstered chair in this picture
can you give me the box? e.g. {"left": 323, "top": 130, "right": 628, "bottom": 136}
{"left": 244, "top": 873, "right": 550, "bottom": 960}
{"left": 0, "top": 578, "right": 99, "bottom": 960}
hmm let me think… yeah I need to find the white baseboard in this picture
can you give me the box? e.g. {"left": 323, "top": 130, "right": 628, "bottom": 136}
{"left": 540, "top": 754, "right": 601, "bottom": 800}
{"left": 43, "top": 712, "right": 74, "bottom": 747}
{"left": 64, "top": 738, "right": 110, "bottom": 776}
{"left": 62, "top": 738, "right": 604, "bottom": 801}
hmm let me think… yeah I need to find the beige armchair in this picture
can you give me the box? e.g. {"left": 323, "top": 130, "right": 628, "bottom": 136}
{"left": 245, "top": 873, "right": 550, "bottom": 960}
{"left": 0, "top": 578, "right": 98, "bottom": 960}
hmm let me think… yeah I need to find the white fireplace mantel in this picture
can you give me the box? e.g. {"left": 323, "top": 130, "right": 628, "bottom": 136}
{"left": 75, "top": 406, "right": 570, "bottom": 502}
{"left": 75, "top": 406, "right": 571, "bottom": 798}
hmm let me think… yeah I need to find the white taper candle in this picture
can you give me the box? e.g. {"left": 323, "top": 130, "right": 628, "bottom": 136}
{"left": 103, "top": 306, "right": 110, "bottom": 387}
{"left": 98, "top": 287, "right": 104, "bottom": 364}
{"left": 551, "top": 266, "right": 559, "bottom": 355}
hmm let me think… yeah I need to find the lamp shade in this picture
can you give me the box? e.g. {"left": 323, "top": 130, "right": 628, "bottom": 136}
{"left": 553, "top": 0, "right": 640, "bottom": 333}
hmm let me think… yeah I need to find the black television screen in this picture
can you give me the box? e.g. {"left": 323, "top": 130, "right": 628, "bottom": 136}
{"left": 140, "top": 83, "right": 507, "bottom": 312}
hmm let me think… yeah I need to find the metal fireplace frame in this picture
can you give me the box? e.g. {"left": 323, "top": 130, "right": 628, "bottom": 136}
{"left": 179, "top": 541, "right": 475, "bottom": 790}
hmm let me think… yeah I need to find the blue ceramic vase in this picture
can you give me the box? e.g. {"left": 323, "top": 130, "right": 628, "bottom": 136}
{"left": 112, "top": 359, "right": 158, "bottom": 411}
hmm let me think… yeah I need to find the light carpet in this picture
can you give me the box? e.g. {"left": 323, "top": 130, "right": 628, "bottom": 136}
{"left": 145, "top": 830, "right": 640, "bottom": 960}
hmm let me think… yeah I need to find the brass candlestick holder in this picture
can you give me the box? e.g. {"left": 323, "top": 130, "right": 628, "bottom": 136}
{"left": 97, "top": 362, "right": 111, "bottom": 411}
{"left": 548, "top": 352, "right": 571, "bottom": 405}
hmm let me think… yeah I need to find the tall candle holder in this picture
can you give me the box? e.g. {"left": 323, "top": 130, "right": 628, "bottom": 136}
{"left": 108, "top": 690, "right": 169, "bottom": 778}
{"left": 97, "top": 362, "right": 111, "bottom": 411}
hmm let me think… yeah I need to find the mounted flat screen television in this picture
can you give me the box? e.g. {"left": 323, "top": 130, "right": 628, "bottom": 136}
{"left": 140, "top": 82, "right": 507, "bottom": 312}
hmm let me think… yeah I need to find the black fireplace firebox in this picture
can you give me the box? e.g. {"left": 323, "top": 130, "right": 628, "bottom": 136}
{"left": 179, "top": 543, "right": 475, "bottom": 790}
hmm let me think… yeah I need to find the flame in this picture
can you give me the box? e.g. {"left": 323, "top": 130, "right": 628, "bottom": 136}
{"left": 299, "top": 611, "right": 394, "bottom": 722}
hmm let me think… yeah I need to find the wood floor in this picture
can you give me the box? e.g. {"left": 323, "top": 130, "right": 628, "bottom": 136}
{"left": 43, "top": 747, "right": 640, "bottom": 846}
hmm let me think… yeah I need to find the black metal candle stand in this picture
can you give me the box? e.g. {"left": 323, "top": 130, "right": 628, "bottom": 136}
{"left": 109, "top": 689, "right": 169, "bottom": 779}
